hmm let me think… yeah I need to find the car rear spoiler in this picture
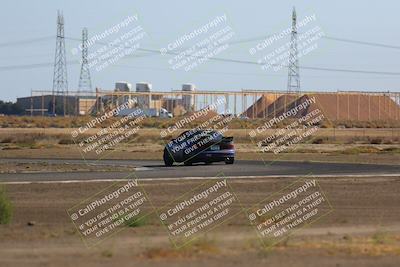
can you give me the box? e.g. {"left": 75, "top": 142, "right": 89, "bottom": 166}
{"left": 222, "top": 136, "right": 233, "bottom": 142}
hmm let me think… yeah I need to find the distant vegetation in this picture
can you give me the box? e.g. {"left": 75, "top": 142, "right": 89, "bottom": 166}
{"left": 0, "top": 115, "right": 399, "bottom": 129}
{"left": 0, "top": 101, "right": 23, "bottom": 115}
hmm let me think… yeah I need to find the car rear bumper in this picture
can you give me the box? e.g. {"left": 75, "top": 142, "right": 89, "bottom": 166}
{"left": 194, "top": 149, "right": 235, "bottom": 162}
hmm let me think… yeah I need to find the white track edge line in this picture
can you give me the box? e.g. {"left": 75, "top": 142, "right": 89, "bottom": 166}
{"left": 1, "top": 173, "right": 399, "bottom": 185}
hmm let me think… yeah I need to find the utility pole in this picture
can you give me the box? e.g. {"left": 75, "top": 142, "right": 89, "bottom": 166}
{"left": 78, "top": 27, "right": 92, "bottom": 92}
{"left": 52, "top": 10, "right": 68, "bottom": 115}
{"left": 287, "top": 7, "right": 300, "bottom": 94}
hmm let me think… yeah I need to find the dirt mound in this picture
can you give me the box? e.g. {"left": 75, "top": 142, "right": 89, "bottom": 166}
{"left": 310, "top": 93, "right": 400, "bottom": 121}
{"left": 243, "top": 94, "right": 305, "bottom": 118}
{"left": 184, "top": 108, "right": 220, "bottom": 121}
{"left": 244, "top": 93, "right": 400, "bottom": 121}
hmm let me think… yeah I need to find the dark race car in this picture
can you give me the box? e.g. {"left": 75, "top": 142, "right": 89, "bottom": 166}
{"left": 163, "top": 129, "right": 235, "bottom": 166}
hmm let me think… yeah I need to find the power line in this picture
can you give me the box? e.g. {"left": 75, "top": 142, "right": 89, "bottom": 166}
{"left": 113, "top": 63, "right": 400, "bottom": 79}
{"left": 0, "top": 61, "right": 79, "bottom": 71}
{"left": 1, "top": 30, "right": 399, "bottom": 51}
{"left": 322, "top": 35, "right": 400, "bottom": 50}
{"left": 0, "top": 62, "right": 54, "bottom": 71}
{"left": 1, "top": 46, "right": 399, "bottom": 76}
{"left": 134, "top": 47, "right": 400, "bottom": 76}
{"left": 1, "top": 59, "right": 399, "bottom": 81}
{"left": 0, "top": 36, "right": 54, "bottom": 47}
{"left": 224, "top": 33, "right": 400, "bottom": 50}
{"left": 62, "top": 33, "right": 400, "bottom": 76}
{"left": 2, "top": 33, "right": 400, "bottom": 76}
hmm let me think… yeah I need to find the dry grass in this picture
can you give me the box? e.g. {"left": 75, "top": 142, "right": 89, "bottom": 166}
{"left": 0, "top": 127, "right": 399, "bottom": 146}
{"left": 140, "top": 237, "right": 219, "bottom": 259}
{"left": 0, "top": 185, "right": 13, "bottom": 224}
{"left": 1, "top": 116, "right": 400, "bottom": 129}
{"left": 293, "top": 233, "right": 400, "bottom": 256}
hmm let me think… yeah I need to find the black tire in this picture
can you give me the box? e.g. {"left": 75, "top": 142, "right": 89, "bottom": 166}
{"left": 225, "top": 158, "right": 234, "bottom": 164}
{"left": 163, "top": 148, "right": 174, "bottom": 166}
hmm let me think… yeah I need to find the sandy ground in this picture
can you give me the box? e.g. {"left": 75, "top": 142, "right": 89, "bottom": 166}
{"left": 1, "top": 176, "right": 399, "bottom": 267}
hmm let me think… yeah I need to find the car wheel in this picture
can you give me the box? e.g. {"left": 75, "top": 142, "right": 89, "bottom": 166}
{"left": 225, "top": 158, "right": 234, "bottom": 164}
{"left": 163, "top": 148, "right": 174, "bottom": 166}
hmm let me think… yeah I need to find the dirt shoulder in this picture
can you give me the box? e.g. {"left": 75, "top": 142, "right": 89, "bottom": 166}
{"left": 0, "top": 177, "right": 399, "bottom": 267}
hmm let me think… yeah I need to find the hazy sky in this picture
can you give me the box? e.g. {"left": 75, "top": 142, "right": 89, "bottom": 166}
{"left": 0, "top": 0, "right": 399, "bottom": 101}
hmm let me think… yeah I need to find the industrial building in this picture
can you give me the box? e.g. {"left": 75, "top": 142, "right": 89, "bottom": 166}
{"left": 17, "top": 94, "right": 97, "bottom": 116}
{"left": 93, "top": 82, "right": 196, "bottom": 116}
{"left": 18, "top": 82, "right": 197, "bottom": 117}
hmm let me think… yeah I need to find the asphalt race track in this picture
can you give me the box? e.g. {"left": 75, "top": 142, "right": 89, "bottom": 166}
{"left": 0, "top": 159, "right": 399, "bottom": 183}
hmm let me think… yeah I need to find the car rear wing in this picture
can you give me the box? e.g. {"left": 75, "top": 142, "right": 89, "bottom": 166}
{"left": 222, "top": 136, "right": 233, "bottom": 143}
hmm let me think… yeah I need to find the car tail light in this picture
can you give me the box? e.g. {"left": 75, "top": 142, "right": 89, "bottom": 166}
{"left": 221, "top": 142, "right": 234, "bottom": 150}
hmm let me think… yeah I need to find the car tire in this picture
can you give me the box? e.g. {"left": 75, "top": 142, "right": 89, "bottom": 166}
{"left": 225, "top": 158, "right": 234, "bottom": 164}
{"left": 163, "top": 148, "right": 174, "bottom": 166}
